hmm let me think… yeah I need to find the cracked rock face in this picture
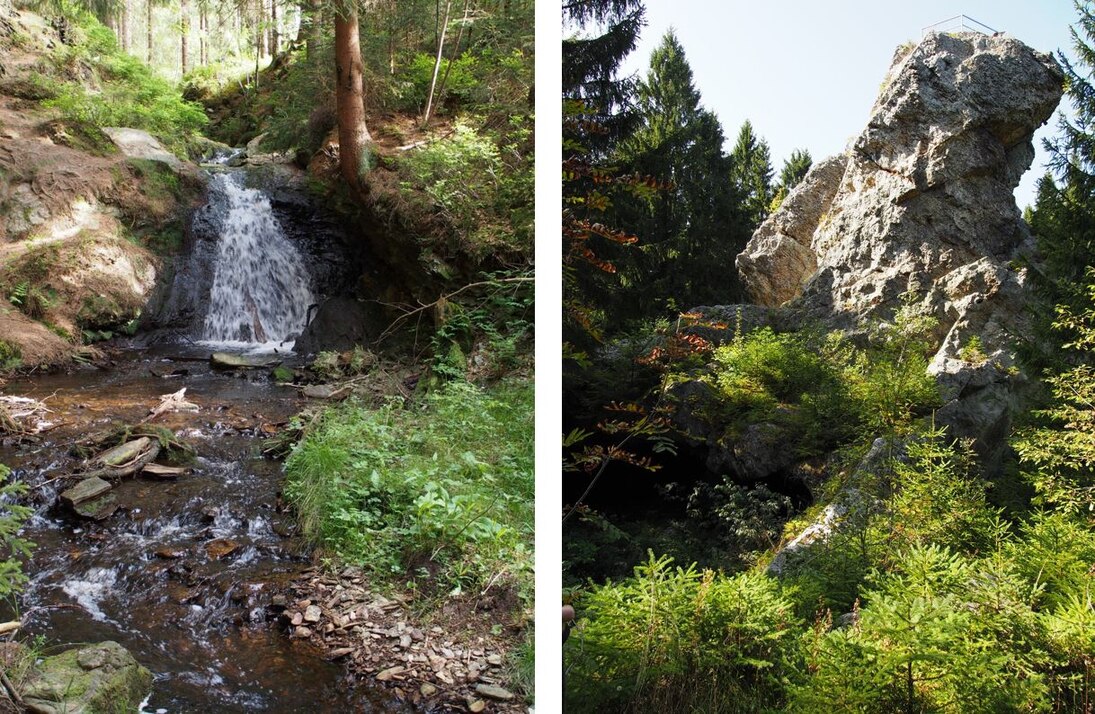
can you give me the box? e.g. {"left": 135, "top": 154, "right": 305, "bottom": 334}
{"left": 734, "top": 32, "right": 1063, "bottom": 461}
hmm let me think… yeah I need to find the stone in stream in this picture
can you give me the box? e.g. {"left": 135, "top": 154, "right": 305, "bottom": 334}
{"left": 203, "top": 537, "right": 240, "bottom": 559}
{"left": 60, "top": 476, "right": 111, "bottom": 507}
{"left": 20, "top": 641, "right": 152, "bottom": 714}
{"left": 73, "top": 493, "right": 119, "bottom": 521}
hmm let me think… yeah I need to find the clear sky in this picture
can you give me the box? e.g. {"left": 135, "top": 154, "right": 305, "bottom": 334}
{"left": 619, "top": 1, "right": 1079, "bottom": 209}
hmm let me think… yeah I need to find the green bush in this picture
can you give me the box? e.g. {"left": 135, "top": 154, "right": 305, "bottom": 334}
{"left": 0, "top": 339, "right": 21, "bottom": 371}
{"left": 396, "top": 52, "right": 480, "bottom": 113}
{"left": 790, "top": 544, "right": 1058, "bottom": 713}
{"left": 566, "top": 552, "right": 798, "bottom": 713}
{"left": 41, "top": 14, "right": 206, "bottom": 155}
{"left": 283, "top": 379, "right": 533, "bottom": 596}
{"left": 398, "top": 118, "right": 533, "bottom": 258}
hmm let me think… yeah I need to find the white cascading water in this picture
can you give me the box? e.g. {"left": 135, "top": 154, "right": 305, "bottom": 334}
{"left": 201, "top": 173, "right": 314, "bottom": 349}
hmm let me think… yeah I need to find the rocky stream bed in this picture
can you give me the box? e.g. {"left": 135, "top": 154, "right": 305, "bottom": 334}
{"left": 0, "top": 345, "right": 522, "bottom": 713}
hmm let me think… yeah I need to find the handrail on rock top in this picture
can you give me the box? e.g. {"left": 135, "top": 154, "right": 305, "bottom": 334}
{"left": 922, "top": 14, "right": 997, "bottom": 36}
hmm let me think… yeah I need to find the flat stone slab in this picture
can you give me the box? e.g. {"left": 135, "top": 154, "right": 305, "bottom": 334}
{"left": 102, "top": 127, "right": 184, "bottom": 170}
{"left": 60, "top": 476, "right": 111, "bottom": 507}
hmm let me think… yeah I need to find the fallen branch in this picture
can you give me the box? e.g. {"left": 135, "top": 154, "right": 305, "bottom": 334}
{"left": 0, "top": 669, "right": 22, "bottom": 707}
{"left": 0, "top": 621, "right": 20, "bottom": 636}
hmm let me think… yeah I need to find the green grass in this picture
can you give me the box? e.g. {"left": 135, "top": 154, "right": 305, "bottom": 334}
{"left": 284, "top": 378, "right": 534, "bottom": 600}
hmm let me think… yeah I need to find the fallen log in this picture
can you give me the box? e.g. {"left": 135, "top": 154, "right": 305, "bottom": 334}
{"left": 77, "top": 437, "right": 161, "bottom": 480}
{"left": 211, "top": 352, "right": 281, "bottom": 370}
{"left": 141, "top": 463, "right": 189, "bottom": 479}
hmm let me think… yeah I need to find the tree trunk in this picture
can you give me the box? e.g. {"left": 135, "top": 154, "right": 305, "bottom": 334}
{"left": 121, "top": 0, "right": 129, "bottom": 52}
{"left": 270, "top": 0, "right": 278, "bottom": 57}
{"left": 306, "top": 0, "right": 320, "bottom": 62}
{"left": 335, "top": 6, "right": 371, "bottom": 189}
{"left": 146, "top": 0, "right": 152, "bottom": 62}
{"left": 199, "top": 7, "right": 206, "bottom": 66}
{"left": 433, "top": 0, "right": 470, "bottom": 114}
{"left": 421, "top": 0, "right": 451, "bottom": 127}
{"left": 179, "top": 0, "right": 189, "bottom": 76}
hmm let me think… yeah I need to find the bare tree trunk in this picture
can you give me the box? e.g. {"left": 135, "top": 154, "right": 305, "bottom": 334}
{"left": 270, "top": 0, "right": 278, "bottom": 57}
{"left": 421, "top": 0, "right": 451, "bottom": 127}
{"left": 434, "top": 0, "right": 469, "bottom": 112}
{"left": 254, "top": 0, "right": 262, "bottom": 84}
{"left": 146, "top": 0, "right": 152, "bottom": 62}
{"left": 180, "top": 0, "right": 189, "bottom": 75}
{"left": 199, "top": 6, "right": 206, "bottom": 66}
{"left": 121, "top": 0, "right": 129, "bottom": 52}
{"left": 335, "top": 6, "right": 371, "bottom": 189}
{"left": 305, "top": 0, "right": 320, "bottom": 63}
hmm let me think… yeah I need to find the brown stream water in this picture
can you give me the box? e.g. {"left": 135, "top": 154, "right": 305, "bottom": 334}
{"left": 0, "top": 344, "right": 411, "bottom": 712}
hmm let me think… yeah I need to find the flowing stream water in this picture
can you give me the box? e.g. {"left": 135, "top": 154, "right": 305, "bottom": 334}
{"left": 0, "top": 163, "right": 407, "bottom": 711}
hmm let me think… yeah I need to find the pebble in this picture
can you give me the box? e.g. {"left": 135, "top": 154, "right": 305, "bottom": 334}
{"left": 304, "top": 605, "right": 322, "bottom": 623}
{"left": 475, "top": 684, "right": 514, "bottom": 701}
{"left": 467, "top": 698, "right": 485, "bottom": 713}
{"left": 294, "top": 626, "right": 312, "bottom": 638}
{"left": 419, "top": 683, "right": 437, "bottom": 697}
{"left": 486, "top": 654, "right": 502, "bottom": 666}
{"left": 376, "top": 665, "right": 405, "bottom": 681}
{"left": 290, "top": 612, "right": 303, "bottom": 626}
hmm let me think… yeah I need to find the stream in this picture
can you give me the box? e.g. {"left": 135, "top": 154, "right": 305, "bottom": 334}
{"left": 0, "top": 159, "right": 408, "bottom": 711}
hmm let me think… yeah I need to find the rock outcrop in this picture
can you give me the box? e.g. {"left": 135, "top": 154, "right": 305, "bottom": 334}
{"left": 733, "top": 32, "right": 1063, "bottom": 460}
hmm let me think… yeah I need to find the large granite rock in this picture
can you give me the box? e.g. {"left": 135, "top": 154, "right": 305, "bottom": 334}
{"left": 733, "top": 32, "right": 1063, "bottom": 461}
{"left": 21, "top": 641, "right": 153, "bottom": 714}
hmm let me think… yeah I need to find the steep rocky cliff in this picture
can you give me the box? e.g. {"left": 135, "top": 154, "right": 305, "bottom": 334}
{"left": 733, "top": 32, "right": 1063, "bottom": 460}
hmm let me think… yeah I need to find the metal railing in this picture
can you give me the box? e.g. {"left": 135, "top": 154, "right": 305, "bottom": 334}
{"left": 922, "top": 15, "right": 997, "bottom": 36}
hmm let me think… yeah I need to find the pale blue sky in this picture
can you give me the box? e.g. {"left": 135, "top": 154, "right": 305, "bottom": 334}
{"left": 620, "top": 1, "right": 1079, "bottom": 209}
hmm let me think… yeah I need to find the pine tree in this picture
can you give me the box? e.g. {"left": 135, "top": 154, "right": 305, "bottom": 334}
{"left": 779, "top": 148, "right": 812, "bottom": 192}
{"left": 1028, "top": 1, "right": 1095, "bottom": 363}
{"left": 610, "top": 30, "right": 746, "bottom": 318}
{"left": 730, "top": 120, "right": 774, "bottom": 229}
{"left": 562, "top": 0, "right": 647, "bottom": 349}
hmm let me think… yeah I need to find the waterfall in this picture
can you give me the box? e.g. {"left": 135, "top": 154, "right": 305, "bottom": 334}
{"left": 200, "top": 173, "right": 315, "bottom": 349}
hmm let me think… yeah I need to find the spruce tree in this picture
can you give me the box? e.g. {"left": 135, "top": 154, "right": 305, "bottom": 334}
{"left": 779, "top": 148, "right": 813, "bottom": 192}
{"left": 1029, "top": 1, "right": 1095, "bottom": 363}
{"left": 730, "top": 120, "right": 775, "bottom": 229}
{"left": 610, "top": 30, "right": 746, "bottom": 319}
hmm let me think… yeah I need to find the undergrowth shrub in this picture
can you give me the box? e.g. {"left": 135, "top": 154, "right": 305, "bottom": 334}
{"left": 398, "top": 118, "right": 533, "bottom": 258}
{"left": 283, "top": 379, "right": 533, "bottom": 598}
{"left": 566, "top": 552, "right": 798, "bottom": 713}
{"left": 41, "top": 12, "right": 206, "bottom": 154}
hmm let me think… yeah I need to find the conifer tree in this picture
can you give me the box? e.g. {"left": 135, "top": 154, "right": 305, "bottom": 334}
{"left": 610, "top": 30, "right": 746, "bottom": 318}
{"left": 779, "top": 148, "right": 812, "bottom": 192}
{"left": 730, "top": 120, "right": 774, "bottom": 229}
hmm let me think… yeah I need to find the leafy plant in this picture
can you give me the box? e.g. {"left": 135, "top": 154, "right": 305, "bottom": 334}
{"left": 566, "top": 552, "right": 798, "bottom": 712}
{"left": 284, "top": 379, "right": 533, "bottom": 597}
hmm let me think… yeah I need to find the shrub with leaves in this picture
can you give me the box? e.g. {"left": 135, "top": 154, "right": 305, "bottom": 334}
{"left": 283, "top": 379, "right": 533, "bottom": 597}
{"left": 398, "top": 118, "right": 533, "bottom": 258}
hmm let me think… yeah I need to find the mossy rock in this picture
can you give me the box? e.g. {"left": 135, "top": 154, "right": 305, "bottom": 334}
{"left": 21, "top": 641, "right": 153, "bottom": 714}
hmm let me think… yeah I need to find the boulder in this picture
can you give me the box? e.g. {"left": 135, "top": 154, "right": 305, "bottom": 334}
{"left": 293, "top": 296, "right": 386, "bottom": 354}
{"left": 21, "top": 641, "right": 152, "bottom": 714}
{"left": 102, "top": 127, "right": 184, "bottom": 171}
{"left": 733, "top": 32, "right": 1063, "bottom": 457}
